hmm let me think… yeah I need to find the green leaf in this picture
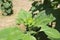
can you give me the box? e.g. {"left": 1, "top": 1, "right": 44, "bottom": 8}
{"left": 40, "top": 26, "right": 60, "bottom": 38}
{"left": 6, "top": 9, "right": 12, "bottom": 13}
{"left": 0, "top": 27, "right": 20, "bottom": 40}
{"left": 48, "top": 37, "right": 60, "bottom": 40}
{"left": 1, "top": 6, "right": 5, "bottom": 11}
{"left": 22, "top": 34, "right": 36, "bottom": 40}
{"left": 34, "top": 10, "right": 55, "bottom": 26}
{"left": 0, "top": 27, "right": 36, "bottom": 40}
{"left": 16, "top": 9, "right": 32, "bottom": 25}
{"left": 0, "top": 0, "right": 3, "bottom": 4}
{"left": 3, "top": 2, "right": 11, "bottom": 8}
{"left": 8, "top": 32, "right": 36, "bottom": 40}
{"left": 30, "top": 6, "right": 36, "bottom": 11}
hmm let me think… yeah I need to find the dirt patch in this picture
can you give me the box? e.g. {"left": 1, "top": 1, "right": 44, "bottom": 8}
{"left": 0, "top": 0, "right": 32, "bottom": 29}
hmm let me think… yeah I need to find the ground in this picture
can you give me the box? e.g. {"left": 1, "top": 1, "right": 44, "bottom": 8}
{"left": 0, "top": 0, "right": 32, "bottom": 29}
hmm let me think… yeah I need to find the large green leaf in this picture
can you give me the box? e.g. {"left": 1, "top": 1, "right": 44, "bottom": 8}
{"left": 0, "top": 27, "right": 20, "bottom": 40}
{"left": 7, "top": 29, "right": 36, "bottom": 40}
{"left": 34, "top": 10, "right": 55, "bottom": 26}
{"left": 16, "top": 9, "right": 32, "bottom": 25}
{"left": 0, "top": 27, "right": 36, "bottom": 40}
{"left": 40, "top": 26, "right": 60, "bottom": 38}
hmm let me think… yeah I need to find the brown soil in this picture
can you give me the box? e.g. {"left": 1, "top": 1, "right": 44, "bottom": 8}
{"left": 0, "top": 0, "right": 32, "bottom": 29}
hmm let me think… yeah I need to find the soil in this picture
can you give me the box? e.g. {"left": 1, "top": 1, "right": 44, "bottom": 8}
{"left": 0, "top": 0, "right": 32, "bottom": 29}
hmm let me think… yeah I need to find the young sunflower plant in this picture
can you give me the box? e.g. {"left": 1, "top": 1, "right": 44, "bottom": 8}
{"left": 16, "top": 9, "right": 60, "bottom": 40}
